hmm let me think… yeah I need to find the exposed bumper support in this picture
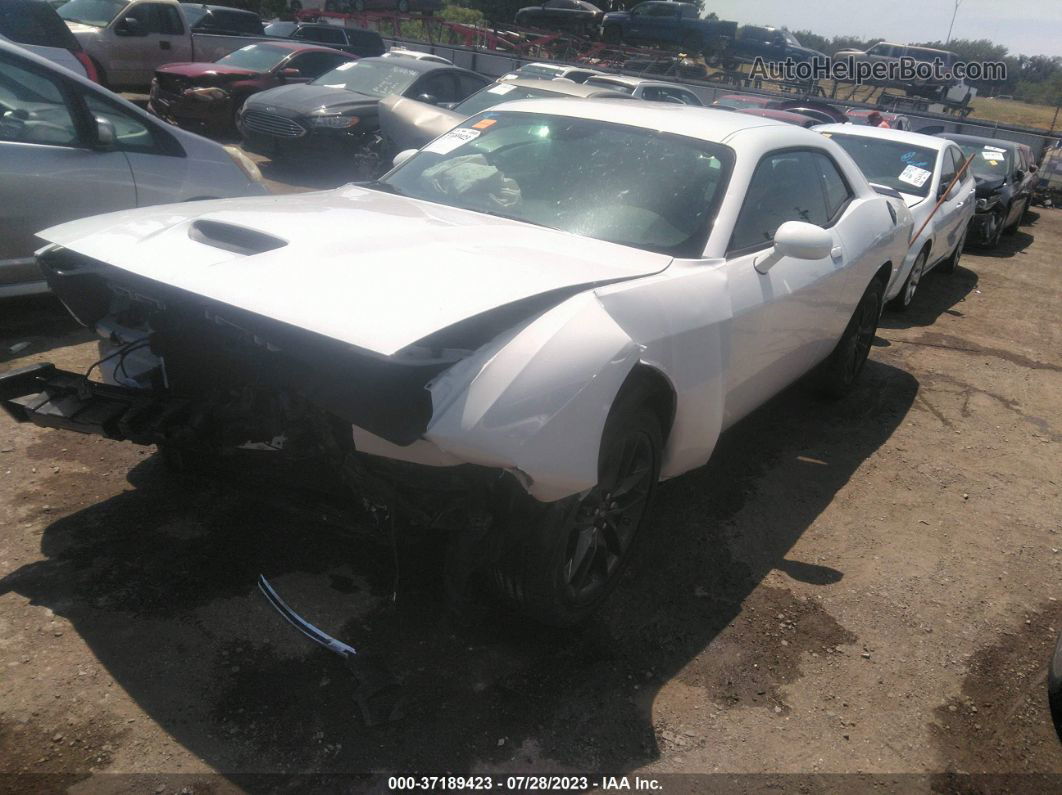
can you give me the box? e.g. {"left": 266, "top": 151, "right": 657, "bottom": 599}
{"left": 0, "top": 362, "right": 190, "bottom": 444}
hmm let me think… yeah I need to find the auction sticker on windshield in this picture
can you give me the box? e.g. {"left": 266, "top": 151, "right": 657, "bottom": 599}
{"left": 423, "top": 128, "right": 481, "bottom": 154}
{"left": 898, "top": 164, "right": 931, "bottom": 188}
{"left": 487, "top": 84, "right": 516, "bottom": 95}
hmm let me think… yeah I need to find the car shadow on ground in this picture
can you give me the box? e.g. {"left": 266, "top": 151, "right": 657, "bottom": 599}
{"left": 974, "top": 228, "right": 1035, "bottom": 260}
{"left": 0, "top": 296, "right": 94, "bottom": 365}
{"left": 879, "top": 263, "right": 980, "bottom": 331}
{"left": 0, "top": 360, "right": 917, "bottom": 781}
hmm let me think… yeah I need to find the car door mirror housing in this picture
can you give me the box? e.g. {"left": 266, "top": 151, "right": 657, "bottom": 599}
{"left": 279, "top": 67, "right": 301, "bottom": 80}
{"left": 94, "top": 116, "right": 117, "bottom": 149}
{"left": 115, "top": 16, "right": 145, "bottom": 36}
{"left": 392, "top": 149, "right": 417, "bottom": 168}
{"left": 772, "top": 221, "right": 833, "bottom": 260}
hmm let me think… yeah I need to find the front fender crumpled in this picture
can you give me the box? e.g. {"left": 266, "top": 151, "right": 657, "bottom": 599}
{"left": 425, "top": 291, "right": 642, "bottom": 502}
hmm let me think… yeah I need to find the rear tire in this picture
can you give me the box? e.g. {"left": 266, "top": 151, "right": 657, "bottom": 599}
{"left": 815, "top": 278, "right": 882, "bottom": 399}
{"left": 488, "top": 383, "right": 663, "bottom": 626}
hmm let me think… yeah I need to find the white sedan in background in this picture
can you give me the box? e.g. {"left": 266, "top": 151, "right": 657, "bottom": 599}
{"left": 0, "top": 39, "right": 267, "bottom": 297}
{"left": 816, "top": 124, "right": 976, "bottom": 311}
{"left": 4, "top": 103, "right": 912, "bottom": 625}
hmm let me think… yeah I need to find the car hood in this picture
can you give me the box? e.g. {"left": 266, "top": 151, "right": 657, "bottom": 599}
{"left": 156, "top": 62, "right": 262, "bottom": 79}
{"left": 37, "top": 186, "right": 671, "bottom": 356}
{"left": 245, "top": 83, "right": 380, "bottom": 115}
{"left": 974, "top": 174, "right": 1006, "bottom": 197}
{"left": 379, "top": 95, "right": 465, "bottom": 152}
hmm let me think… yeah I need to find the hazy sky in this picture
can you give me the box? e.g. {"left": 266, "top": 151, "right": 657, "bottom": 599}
{"left": 707, "top": 0, "right": 1062, "bottom": 57}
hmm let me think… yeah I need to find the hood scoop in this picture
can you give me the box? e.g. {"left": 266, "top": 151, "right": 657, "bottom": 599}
{"left": 189, "top": 220, "right": 286, "bottom": 256}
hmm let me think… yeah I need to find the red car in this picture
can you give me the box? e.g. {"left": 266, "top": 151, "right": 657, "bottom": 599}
{"left": 735, "top": 108, "right": 820, "bottom": 127}
{"left": 149, "top": 42, "right": 356, "bottom": 135}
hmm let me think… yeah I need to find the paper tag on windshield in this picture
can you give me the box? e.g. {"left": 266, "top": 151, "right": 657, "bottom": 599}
{"left": 423, "top": 128, "right": 480, "bottom": 155}
{"left": 487, "top": 83, "right": 516, "bottom": 95}
{"left": 982, "top": 150, "right": 1002, "bottom": 161}
{"left": 898, "top": 164, "right": 931, "bottom": 188}
{"left": 983, "top": 145, "right": 1006, "bottom": 153}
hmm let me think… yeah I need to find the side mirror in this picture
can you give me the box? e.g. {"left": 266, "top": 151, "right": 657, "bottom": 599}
{"left": 278, "top": 67, "right": 301, "bottom": 80}
{"left": 392, "top": 148, "right": 417, "bottom": 168}
{"left": 767, "top": 221, "right": 833, "bottom": 264}
{"left": 94, "top": 116, "right": 116, "bottom": 149}
{"left": 115, "top": 16, "right": 144, "bottom": 36}
{"left": 416, "top": 93, "right": 440, "bottom": 105}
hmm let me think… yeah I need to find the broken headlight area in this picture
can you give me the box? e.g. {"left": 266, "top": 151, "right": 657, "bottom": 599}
{"left": 7, "top": 248, "right": 530, "bottom": 519}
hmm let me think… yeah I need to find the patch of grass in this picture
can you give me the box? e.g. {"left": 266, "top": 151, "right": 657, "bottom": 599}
{"left": 967, "top": 97, "right": 1060, "bottom": 131}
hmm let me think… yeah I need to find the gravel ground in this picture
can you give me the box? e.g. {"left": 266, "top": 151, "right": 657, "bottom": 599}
{"left": 0, "top": 173, "right": 1060, "bottom": 792}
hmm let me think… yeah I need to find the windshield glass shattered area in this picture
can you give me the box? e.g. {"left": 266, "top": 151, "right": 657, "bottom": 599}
{"left": 312, "top": 60, "right": 420, "bottom": 96}
{"left": 957, "top": 143, "right": 1012, "bottom": 179}
{"left": 829, "top": 134, "right": 937, "bottom": 197}
{"left": 379, "top": 112, "right": 733, "bottom": 256}
{"left": 217, "top": 44, "right": 291, "bottom": 72}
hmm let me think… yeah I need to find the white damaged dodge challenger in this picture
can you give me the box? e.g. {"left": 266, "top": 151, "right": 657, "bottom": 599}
{"left": 2, "top": 101, "right": 913, "bottom": 625}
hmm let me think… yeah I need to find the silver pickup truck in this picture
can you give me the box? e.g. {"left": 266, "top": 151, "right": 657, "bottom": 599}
{"left": 57, "top": 0, "right": 269, "bottom": 88}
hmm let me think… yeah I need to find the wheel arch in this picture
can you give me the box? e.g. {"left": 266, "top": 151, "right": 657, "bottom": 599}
{"left": 614, "top": 363, "right": 677, "bottom": 451}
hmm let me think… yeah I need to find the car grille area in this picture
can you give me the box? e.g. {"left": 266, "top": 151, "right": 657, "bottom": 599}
{"left": 241, "top": 110, "right": 305, "bottom": 138}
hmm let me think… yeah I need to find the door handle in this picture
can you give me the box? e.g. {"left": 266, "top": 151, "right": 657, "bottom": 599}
{"left": 830, "top": 245, "right": 843, "bottom": 259}
{"left": 160, "top": 40, "right": 171, "bottom": 50}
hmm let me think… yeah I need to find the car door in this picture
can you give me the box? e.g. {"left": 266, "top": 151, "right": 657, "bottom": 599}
{"left": 722, "top": 149, "right": 854, "bottom": 425}
{"left": 108, "top": 2, "right": 191, "bottom": 87}
{"left": 939, "top": 146, "right": 974, "bottom": 255}
{"left": 79, "top": 89, "right": 198, "bottom": 207}
{"left": 0, "top": 50, "right": 136, "bottom": 289}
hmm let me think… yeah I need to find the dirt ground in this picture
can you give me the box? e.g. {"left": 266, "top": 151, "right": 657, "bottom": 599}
{"left": 1, "top": 192, "right": 1060, "bottom": 793}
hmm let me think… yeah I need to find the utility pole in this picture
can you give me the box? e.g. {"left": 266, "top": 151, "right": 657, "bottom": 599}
{"left": 946, "top": 0, "right": 963, "bottom": 45}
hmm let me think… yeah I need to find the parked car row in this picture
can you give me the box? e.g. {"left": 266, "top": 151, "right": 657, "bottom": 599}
{"left": 0, "top": 6, "right": 1041, "bottom": 626}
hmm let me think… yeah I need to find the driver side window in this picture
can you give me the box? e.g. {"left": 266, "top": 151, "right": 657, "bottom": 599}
{"left": 729, "top": 150, "right": 830, "bottom": 253}
{"left": 0, "top": 56, "right": 79, "bottom": 147}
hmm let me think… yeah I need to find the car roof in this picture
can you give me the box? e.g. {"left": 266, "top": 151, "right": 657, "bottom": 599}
{"left": 488, "top": 98, "right": 786, "bottom": 142}
{"left": 358, "top": 55, "right": 455, "bottom": 73}
{"left": 814, "top": 123, "right": 949, "bottom": 150}
{"left": 587, "top": 74, "right": 670, "bottom": 88}
{"left": 181, "top": 3, "right": 258, "bottom": 14}
{"left": 502, "top": 77, "right": 627, "bottom": 98}
{"left": 938, "top": 132, "right": 1019, "bottom": 151}
{"left": 238, "top": 40, "right": 331, "bottom": 53}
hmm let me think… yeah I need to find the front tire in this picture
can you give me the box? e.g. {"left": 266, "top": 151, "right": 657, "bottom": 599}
{"left": 815, "top": 278, "right": 882, "bottom": 399}
{"left": 889, "top": 249, "right": 927, "bottom": 312}
{"left": 489, "top": 384, "right": 663, "bottom": 626}
{"left": 937, "top": 225, "right": 966, "bottom": 274}
{"left": 980, "top": 207, "right": 1005, "bottom": 248}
